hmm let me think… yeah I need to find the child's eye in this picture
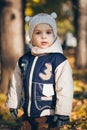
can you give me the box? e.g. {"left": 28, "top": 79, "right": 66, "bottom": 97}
{"left": 46, "top": 31, "right": 52, "bottom": 34}
{"left": 35, "top": 32, "right": 41, "bottom": 35}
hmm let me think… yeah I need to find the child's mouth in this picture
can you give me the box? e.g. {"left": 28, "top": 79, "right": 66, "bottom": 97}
{"left": 41, "top": 42, "right": 48, "bottom": 46}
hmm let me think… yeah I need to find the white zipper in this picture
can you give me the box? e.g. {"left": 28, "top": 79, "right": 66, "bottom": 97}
{"left": 28, "top": 56, "right": 38, "bottom": 116}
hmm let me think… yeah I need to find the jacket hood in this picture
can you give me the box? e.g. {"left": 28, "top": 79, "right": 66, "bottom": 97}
{"left": 29, "top": 37, "right": 63, "bottom": 55}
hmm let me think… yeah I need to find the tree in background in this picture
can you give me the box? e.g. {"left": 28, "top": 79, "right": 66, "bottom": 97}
{"left": 0, "top": 0, "right": 25, "bottom": 94}
{"left": 72, "top": 0, "right": 87, "bottom": 68}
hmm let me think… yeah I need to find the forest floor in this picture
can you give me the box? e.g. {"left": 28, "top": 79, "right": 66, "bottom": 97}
{"left": 0, "top": 48, "right": 87, "bottom": 130}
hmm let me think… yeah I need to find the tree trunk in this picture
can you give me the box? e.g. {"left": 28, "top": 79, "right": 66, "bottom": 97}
{"left": 72, "top": 0, "right": 87, "bottom": 68}
{"left": 76, "top": 0, "right": 87, "bottom": 68}
{"left": 0, "top": 0, "right": 24, "bottom": 94}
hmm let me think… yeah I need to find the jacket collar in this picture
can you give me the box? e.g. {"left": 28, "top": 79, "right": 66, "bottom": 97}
{"left": 29, "top": 37, "right": 63, "bottom": 55}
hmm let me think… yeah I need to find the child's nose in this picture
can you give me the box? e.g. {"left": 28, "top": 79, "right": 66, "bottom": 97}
{"left": 42, "top": 33, "right": 46, "bottom": 38}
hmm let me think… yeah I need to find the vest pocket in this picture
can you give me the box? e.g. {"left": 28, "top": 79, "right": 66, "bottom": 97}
{"left": 33, "top": 83, "right": 55, "bottom": 111}
{"left": 42, "top": 84, "right": 54, "bottom": 97}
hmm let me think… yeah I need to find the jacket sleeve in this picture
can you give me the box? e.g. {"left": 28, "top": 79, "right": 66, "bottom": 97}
{"left": 6, "top": 62, "right": 23, "bottom": 109}
{"left": 54, "top": 60, "right": 74, "bottom": 116}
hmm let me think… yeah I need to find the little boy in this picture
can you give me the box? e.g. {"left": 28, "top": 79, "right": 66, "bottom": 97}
{"left": 6, "top": 12, "right": 74, "bottom": 130}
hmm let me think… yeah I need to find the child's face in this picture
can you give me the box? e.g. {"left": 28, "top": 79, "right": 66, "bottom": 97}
{"left": 32, "top": 23, "right": 55, "bottom": 49}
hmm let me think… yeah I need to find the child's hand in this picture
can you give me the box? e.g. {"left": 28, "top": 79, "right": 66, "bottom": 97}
{"left": 10, "top": 108, "right": 18, "bottom": 118}
{"left": 51, "top": 115, "right": 70, "bottom": 128}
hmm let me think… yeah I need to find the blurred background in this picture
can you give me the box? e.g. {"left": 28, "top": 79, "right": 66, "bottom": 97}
{"left": 0, "top": 0, "right": 87, "bottom": 129}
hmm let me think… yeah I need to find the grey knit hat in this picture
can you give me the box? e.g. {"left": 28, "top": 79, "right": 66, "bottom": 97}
{"left": 28, "top": 12, "right": 57, "bottom": 40}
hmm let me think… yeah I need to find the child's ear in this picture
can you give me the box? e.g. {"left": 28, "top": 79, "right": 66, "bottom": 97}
{"left": 51, "top": 12, "right": 57, "bottom": 19}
